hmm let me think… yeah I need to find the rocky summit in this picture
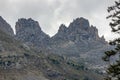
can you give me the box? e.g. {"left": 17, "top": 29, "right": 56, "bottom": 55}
{"left": 15, "top": 18, "right": 50, "bottom": 49}
{"left": 52, "top": 17, "right": 105, "bottom": 43}
{"left": 50, "top": 17, "right": 107, "bottom": 54}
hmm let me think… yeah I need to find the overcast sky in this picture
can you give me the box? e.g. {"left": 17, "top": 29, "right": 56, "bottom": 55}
{"left": 0, "top": 0, "right": 118, "bottom": 41}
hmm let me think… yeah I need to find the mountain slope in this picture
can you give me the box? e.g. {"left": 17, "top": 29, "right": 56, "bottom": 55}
{"left": 0, "top": 30, "right": 103, "bottom": 80}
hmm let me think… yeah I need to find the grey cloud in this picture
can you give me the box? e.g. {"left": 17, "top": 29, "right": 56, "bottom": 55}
{"left": 0, "top": 0, "right": 116, "bottom": 40}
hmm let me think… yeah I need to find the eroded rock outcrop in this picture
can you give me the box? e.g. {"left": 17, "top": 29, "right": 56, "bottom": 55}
{"left": 15, "top": 18, "right": 50, "bottom": 49}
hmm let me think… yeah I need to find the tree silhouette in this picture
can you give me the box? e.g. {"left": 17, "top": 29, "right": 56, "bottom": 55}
{"left": 103, "top": 0, "right": 120, "bottom": 80}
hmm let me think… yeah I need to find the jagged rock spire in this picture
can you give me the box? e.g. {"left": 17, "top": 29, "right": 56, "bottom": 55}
{"left": 15, "top": 18, "right": 50, "bottom": 48}
{"left": 69, "top": 17, "right": 90, "bottom": 30}
{"left": 53, "top": 17, "right": 103, "bottom": 42}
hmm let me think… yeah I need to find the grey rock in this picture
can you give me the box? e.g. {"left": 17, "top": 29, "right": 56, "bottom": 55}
{"left": 69, "top": 17, "right": 90, "bottom": 30}
{"left": 14, "top": 17, "right": 110, "bottom": 69}
{"left": 0, "top": 16, "right": 14, "bottom": 36}
{"left": 15, "top": 18, "right": 50, "bottom": 49}
{"left": 50, "top": 17, "right": 110, "bottom": 67}
{"left": 51, "top": 17, "right": 106, "bottom": 46}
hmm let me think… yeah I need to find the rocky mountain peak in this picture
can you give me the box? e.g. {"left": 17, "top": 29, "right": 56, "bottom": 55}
{"left": 16, "top": 18, "right": 41, "bottom": 32}
{"left": 15, "top": 18, "right": 50, "bottom": 48}
{"left": 0, "top": 16, "right": 14, "bottom": 36}
{"left": 52, "top": 17, "right": 104, "bottom": 41}
{"left": 69, "top": 17, "right": 90, "bottom": 30}
{"left": 16, "top": 18, "right": 41, "bottom": 36}
{"left": 51, "top": 17, "right": 106, "bottom": 48}
{"left": 50, "top": 17, "right": 109, "bottom": 63}
{"left": 101, "top": 35, "right": 105, "bottom": 40}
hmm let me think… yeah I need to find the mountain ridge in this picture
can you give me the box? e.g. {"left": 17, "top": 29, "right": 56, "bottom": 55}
{"left": 0, "top": 16, "right": 107, "bottom": 40}
{"left": 0, "top": 16, "right": 111, "bottom": 80}
{"left": 0, "top": 16, "right": 109, "bottom": 58}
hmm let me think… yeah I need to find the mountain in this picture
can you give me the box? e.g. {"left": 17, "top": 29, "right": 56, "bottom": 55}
{"left": 14, "top": 17, "right": 112, "bottom": 72}
{"left": 50, "top": 17, "right": 107, "bottom": 55}
{"left": 49, "top": 17, "right": 111, "bottom": 70}
{"left": 0, "top": 16, "right": 14, "bottom": 36}
{"left": 15, "top": 18, "right": 50, "bottom": 50}
{"left": 14, "top": 17, "right": 111, "bottom": 70}
{"left": 13, "top": 16, "right": 112, "bottom": 71}
{"left": 0, "top": 17, "right": 104, "bottom": 80}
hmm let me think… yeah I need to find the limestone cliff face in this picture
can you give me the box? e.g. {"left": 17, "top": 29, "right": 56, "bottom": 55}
{"left": 0, "top": 16, "right": 14, "bottom": 36}
{"left": 15, "top": 18, "right": 50, "bottom": 48}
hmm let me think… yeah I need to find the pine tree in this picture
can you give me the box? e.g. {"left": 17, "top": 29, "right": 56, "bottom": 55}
{"left": 103, "top": 0, "right": 120, "bottom": 80}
